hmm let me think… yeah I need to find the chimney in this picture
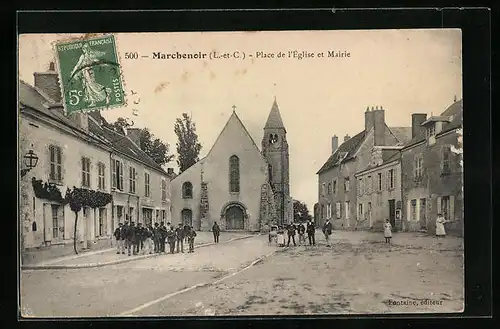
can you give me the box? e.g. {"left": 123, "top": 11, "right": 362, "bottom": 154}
{"left": 331, "top": 135, "right": 338, "bottom": 154}
{"left": 126, "top": 128, "right": 142, "bottom": 146}
{"left": 68, "top": 112, "right": 89, "bottom": 132}
{"left": 411, "top": 113, "right": 427, "bottom": 139}
{"left": 364, "top": 106, "right": 374, "bottom": 132}
{"left": 372, "top": 106, "right": 385, "bottom": 146}
{"left": 33, "top": 61, "right": 62, "bottom": 103}
{"left": 344, "top": 134, "right": 350, "bottom": 142}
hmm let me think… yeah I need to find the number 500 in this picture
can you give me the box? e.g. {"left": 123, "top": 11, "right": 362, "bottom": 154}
{"left": 68, "top": 90, "right": 83, "bottom": 106}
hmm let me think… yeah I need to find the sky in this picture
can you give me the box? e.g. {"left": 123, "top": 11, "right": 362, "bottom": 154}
{"left": 18, "top": 29, "right": 462, "bottom": 212}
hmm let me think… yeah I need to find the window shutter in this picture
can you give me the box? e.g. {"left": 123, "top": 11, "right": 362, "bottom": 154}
{"left": 406, "top": 201, "right": 411, "bottom": 222}
{"left": 437, "top": 197, "right": 442, "bottom": 216}
{"left": 415, "top": 200, "right": 420, "bottom": 222}
{"left": 449, "top": 195, "right": 455, "bottom": 221}
{"left": 394, "top": 167, "right": 398, "bottom": 189}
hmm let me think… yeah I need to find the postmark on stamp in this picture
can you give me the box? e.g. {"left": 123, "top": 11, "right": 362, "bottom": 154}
{"left": 54, "top": 34, "right": 125, "bottom": 115}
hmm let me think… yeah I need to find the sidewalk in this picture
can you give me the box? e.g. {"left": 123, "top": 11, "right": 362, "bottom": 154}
{"left": 22, "top": 232, "right": 255, "bottom": 270}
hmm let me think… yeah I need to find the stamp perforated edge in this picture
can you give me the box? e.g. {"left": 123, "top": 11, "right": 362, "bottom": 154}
{"left": 51, "top": 33, "right": 129, "bottom": 116}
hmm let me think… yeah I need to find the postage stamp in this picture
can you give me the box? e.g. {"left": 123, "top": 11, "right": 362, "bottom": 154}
{"left": 54, "top": 34, "right": 125, "bottom": 115}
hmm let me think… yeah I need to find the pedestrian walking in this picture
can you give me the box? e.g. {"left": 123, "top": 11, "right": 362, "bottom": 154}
{"left": 160, "top": 222, "right": 167, "bottom": 253}
{"left": 132, "top": 222, "right": 140, "bottom": 255}
{"left": 166, "top": 225, "right": 176, "bottom": 254}
{"left": 143, "top": 224, "right": 154, "bottom": 254}
{"left": 306, "top": 220, "right": 316, "bottom": 246}
{"left": 153, "top": 222, "right": 161, "bottom": 253}
{"left": 287, "top": 223, "right": 297, "bottom": 247}
{"left": 435, "top": 213, "right": 449, "bottom": 238}
{"left": 322, "top": 219, "right": 333, "bottom": 247}
{"left": 383, "top": 219, "right": 392, "bottom": 244}
{"left": 114, "top": 223, "right": 124, "bottom": 254}
{"left": 175, "top": 223, "right": 185, "bottom": 253}
{"left": 184, "top": 224, "right": 190, "bottom": 244}
{"left": 126, "top": 222, "right": 136, "bottom": 256}
{"left": 187, "top": 226, "right": 197, "bottom": 253}
{"left": 297, "top": 223, "right": 306, "bottom": 245}
{"left": 136, "top": 223, "right": 145, "bottom": 253}
{"left": 212, "top": 221, "right": 220, "bottom": 243}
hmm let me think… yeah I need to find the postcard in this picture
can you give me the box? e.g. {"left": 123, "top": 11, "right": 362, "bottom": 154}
{"left": 18, "top": 29, "right": 463, "bottom": 317}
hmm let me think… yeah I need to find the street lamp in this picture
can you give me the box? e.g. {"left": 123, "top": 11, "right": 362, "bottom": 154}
{"left": 21, "top": 149, "right": 38, "bottom": 178}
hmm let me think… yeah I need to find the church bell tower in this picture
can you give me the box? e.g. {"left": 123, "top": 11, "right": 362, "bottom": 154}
{"left": 262, "top": 98, "right": 291, "bottom": 226}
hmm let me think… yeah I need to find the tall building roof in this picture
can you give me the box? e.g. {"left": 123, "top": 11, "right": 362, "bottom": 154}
{"left": 316, "top": 130, "right": 367, "bottom": 175}
{"left": 264, "top": 99, "right": 286, "bottom": 130}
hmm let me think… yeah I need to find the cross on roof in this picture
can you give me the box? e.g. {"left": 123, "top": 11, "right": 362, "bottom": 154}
{"left": 232, "top": 105, "right": 237, "bottom": 112}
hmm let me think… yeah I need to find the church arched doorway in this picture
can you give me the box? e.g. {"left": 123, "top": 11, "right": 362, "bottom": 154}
{"left": 181, "top": 209, "right": 193, "bottom": 226}
{"left": 225, "top": 205, "right": 245, "bottom": 230}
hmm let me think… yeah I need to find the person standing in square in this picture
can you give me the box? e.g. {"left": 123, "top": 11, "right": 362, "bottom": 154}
{"left": 306, "top": 219, "right": 316, "bottom": 246}
{"left": 212, "top": 221, "right": 220, "bottom": 243}
{"left": 322, "top": 219, "right": 333, "bottom": 247}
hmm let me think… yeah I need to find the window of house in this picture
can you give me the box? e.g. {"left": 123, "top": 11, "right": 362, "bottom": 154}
{"left": 327, "top": 183, "right": 332, "bottom": 195}
{"left": 442, "top": 147, "right": 451, "bottom": 174}
{"left": 321, "top": 204, "right": 325, "bottom": 219}
{"left": 377, "top": 173, "right": 382, "bottom": 191}
{"left": 367, "top": 175, "right": 372, "bottom": 194}
{"left": 358, "top": 178, "right": 363, "bottom": 196}
{"left": 420, "top": 198, "right": 426, "bottom": 224}
{"left": 411, "top": 199, "right": 417, "bottom": 221}
{"left": 344, "top": 178, "right": 350, "bottom": 193}
{"left": 326, "top": 203, "right": 331, "bottom": 219}
{"left": 428, "top": 124, "right": 436, "bottom": 138}
{"left": 161, "top": 210, "right": 166, "bottom": 221}
{"left": 358, "top": 203, "right": 363, "bottom": 220}
{"left": 414, "top": 155, "right": 423, "bottom": 179}
{"left": 98, "top": 208, "right": 105, "bottom": 236}
{"left": 441, "top": 196, "right": 450, "bottom": 220}
{"left": 81, "top": 157, "right": 91, "bottom": 188}
{"left": 333, "top": 180, "right": 337, "bottom": 195}
{"left": 182, "top": 182, "right": 193, "bottom": 199}
{"left": 98, "top": 162, "right": 106, "bottom": 190}
{"left": 129, "top": 207, "right": 134, "bottom": 221}
{"left": 144, "top": 172, "right": 150, "bottom": 197}
{"left": 49, "top": 145, "right": 63, "bottom": 182}
{"left": 388, "top": 169, "right": 395, "bottom": 189}
{"left": 229, "top": 155, "right": 240, "bottom": 193}
{"left": 345, "top": 201, "right": 350, "bottom": 219}
{"left": 112, "top": 160, "right": 124, "bottom": 190}
{"left": 129, "top": 167, "right": 136, "bottom": 193}
{"left": 161, "top": 178, "right": 167, "bottom": 201}
{"left": 321, "top": 183, "right": 326, "bottom": 196}
{"left": 336, "top": 202, "right": 341, "bottom": 219}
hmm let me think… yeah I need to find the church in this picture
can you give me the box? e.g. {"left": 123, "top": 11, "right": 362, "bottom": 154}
{"left": 170, "top": 99, "right": 293, "bottom": 232}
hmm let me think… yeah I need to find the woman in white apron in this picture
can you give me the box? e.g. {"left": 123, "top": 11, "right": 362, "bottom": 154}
{"left": 435, "top": 213, "right": 448, "bottom": 238}
{"left": 383, "top": 219, "right": 392, "bottom": 244}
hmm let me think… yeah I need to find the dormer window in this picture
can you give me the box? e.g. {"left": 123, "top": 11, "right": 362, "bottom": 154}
{"left": 427, "top": 124, "right": 436, "bottom": 138}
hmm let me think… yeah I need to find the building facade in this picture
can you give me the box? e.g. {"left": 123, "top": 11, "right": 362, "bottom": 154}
{"left": 19, "top": 64, "right": 172, "bottom": 253}
{"left": 354, "top": 147, "right": 402, "bottom": 231}
{"left": 401, "top": 100, "right": 463, "bottom": 236}
{"left": 316, "top": 106, "right": 411, "bottom": 230}
{"left": 170, "top": 101, "right": 292, "bottom": 232}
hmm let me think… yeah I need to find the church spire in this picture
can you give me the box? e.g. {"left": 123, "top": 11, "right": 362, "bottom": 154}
{"left": 264, "top": 98, "right": 285, "bottom": 130}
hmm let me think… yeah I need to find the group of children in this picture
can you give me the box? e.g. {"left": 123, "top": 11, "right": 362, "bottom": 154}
{"left": 113, "top": 220, "right": 197, "bottom": 256}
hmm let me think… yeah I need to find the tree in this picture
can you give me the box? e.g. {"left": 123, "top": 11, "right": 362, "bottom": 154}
{"left": 293, "top": 200, "right": 313, "bottom": 223}
{"left": 109, "top": 117, "right": 174, "bottom": 166}
{"left": 139, "top": 128, "right": 175, "bottom": 166}
{"left": 174, "top": 113, "right": 202, "bottom": 173}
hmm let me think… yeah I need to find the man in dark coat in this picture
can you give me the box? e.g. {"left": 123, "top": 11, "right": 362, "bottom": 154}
{"left": 126, "top": 222, "right": 136, "bottom": 256}
{"left": 159, "top": 222, "right": 167, "bottom": 253}
{"left": 287, "top": 223, "right": 297, "bottom": 247}
{"left": 323, "top": 219, "right": 333, "bottom": 247}
{"left": 187, "top": 226, "right": 197, "bottom": 253}
{"left": 184, "top": 224, "right": 190, "bottom": 244}
{"left": 166, "top": 224, "right": 176, "bottom": 254}
{"left": 306, "top": 219, "right": 316, "bottom": 246}
{"left": 133, "top": 222, "right": 142, "bottom": 255}
{"left": 212, "top": 222, "right": 220, "bottom": 243}
{"left": 176, "top": 223, "right": 185, "bottom": 253}
{"left": 114, "top": 222, "right": 124, "bottom": 254}
{"left": 297, "top": 222, "right": 306, "bottom": 245}
{"left": 153, "top": 222, "right": 161, "bottom": 253}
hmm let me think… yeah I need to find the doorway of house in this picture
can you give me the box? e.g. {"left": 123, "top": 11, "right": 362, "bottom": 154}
{"left": 388, "top": 199, "right": 396, "bottom": 228}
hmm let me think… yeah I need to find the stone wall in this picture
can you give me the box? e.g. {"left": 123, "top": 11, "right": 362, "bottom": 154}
{"left": 199, "top": 182, "right": 210, "bottom": 230}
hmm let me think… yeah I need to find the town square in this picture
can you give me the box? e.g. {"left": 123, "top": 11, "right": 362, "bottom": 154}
{"left": 18, "top": 30, "right": 463, "bottom": 317}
